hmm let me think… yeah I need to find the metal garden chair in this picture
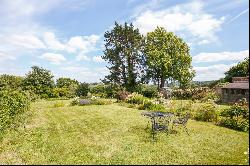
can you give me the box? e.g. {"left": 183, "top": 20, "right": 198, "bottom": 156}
{"left": 141, "top": 111, "right": 174, "bottom": 141}
{"left": 171, "top": 113, "right": 191, "bottom": 135}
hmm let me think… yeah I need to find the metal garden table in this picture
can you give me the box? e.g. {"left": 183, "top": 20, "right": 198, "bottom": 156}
{"left": 141, "top": 111, "right": 175, "bottom": 140}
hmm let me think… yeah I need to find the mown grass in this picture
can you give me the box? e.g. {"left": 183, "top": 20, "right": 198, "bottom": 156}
{"left": 0, "top": 99, "right": 248, "bottom": 165}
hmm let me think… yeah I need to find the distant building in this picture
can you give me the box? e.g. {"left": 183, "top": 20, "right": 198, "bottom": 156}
{"left": 221, "top": 77, "right": 249, "bottom": 103}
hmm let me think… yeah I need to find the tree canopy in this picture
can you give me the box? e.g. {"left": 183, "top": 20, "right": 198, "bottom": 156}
{"left": 56, "top": 77, "right": 79, "bottom": 88}
{"left": 22, "top": 66, "right": 54, "bottom": 98}
{"left": 102, "top": 22, "right": 145, "bottom": 91}
{"left": 224, "top": 57, "right": 249, "bottom": 82}
{"left": 144, "top": 27, "right": 195, "bottom": 89}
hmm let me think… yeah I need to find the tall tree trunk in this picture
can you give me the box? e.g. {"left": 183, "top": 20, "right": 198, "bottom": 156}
{"left": 122, "top": 64, "right": 127, "bottom": 85}
{"left": 157, "top": 78, "right": 160, "bottom": 91}
{"left": 160, "top": 78, "right": 165, "bottom": 89}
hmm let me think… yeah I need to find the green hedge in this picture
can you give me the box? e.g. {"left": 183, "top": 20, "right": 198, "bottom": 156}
{"left": 217, "top": 99, "right": 249, "bottom": 132}
{"left": 172, "top": 87, "right": 219, "bottom": 102}
{"left": 0, "top": 90, "right": 30, "bottom": 132}
{"left": 125, "top": 93, "right": 166, "bottom": 112}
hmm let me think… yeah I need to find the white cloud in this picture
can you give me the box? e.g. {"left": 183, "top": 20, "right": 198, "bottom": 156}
{"left": 3, "top": 34, "right": 46, "bottom": 49}
{"left": 131, "top": 0, "right": 162, "bottom": 18}
{"left": 0, "top": 0, "right": 90, "bottom": 22}
{"left": 93, "top": 56, "right": 105, "bottom": 63}
{"left": 0, "top": 51, "right": 16, "bottom": 61}
{"left": 40, "top": 53, "right": 66, "bottom": 65}
{"left": 76, "top": 52, "right": 91, "bottom": 61}
{"left": 197, "top": 40, "right": 211, "bottom": 45}
{"left": 133, "top": 1, "right": 225, "bottom": 44}
{"left": 0, "top": 33, "right": 46, "bottom": 62}
{"left": 44, "top": 32, "right": 67, "bottom": 51}
{"left": 68, "top": 36, "right": 86, "bottom": 51}
{"left": 0, "top": 0, "right": 97, "bottom": 64}
{"left": 193, "top": 50, "right": 249, "bottom": 63}
{"left": 68, "top": 35, "right": 100, "bottom": 52}
{"left": 43, "top": 32, "right": 100, "bottom": 53}
{"left": 193, "top": 63, "right": 237, "bottom": 81}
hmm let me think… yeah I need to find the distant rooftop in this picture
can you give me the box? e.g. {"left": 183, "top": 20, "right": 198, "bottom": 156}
{"left": 222, "top": 77, "right": 249, "bottom": 89}
{"left": 222, "top": 82, "right": 249, "bottom": 89}
{"left": 232, "top": 77, "right": 249, "bottom": 83}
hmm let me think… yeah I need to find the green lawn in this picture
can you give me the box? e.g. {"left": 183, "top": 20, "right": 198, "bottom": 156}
{"left": 0, "top": 99, "right": 248, "bottom": 165}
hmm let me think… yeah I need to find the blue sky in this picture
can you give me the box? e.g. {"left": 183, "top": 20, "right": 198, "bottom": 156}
{"left": 0, "top": 0, "right": 249, "bottom": 82}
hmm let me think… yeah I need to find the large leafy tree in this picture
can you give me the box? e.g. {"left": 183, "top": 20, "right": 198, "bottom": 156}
{"left": 144, "top": 27, "right": 195, "bottom": 89}
{"left": 55, "top": 77, "right": 79, "bottom": 98}
{"left": 56, "top": 77, "right": 79, "bottom": 88}
{"left": 23, "top": 66, "right": 54, "bottom": 98}
{"left": 102, "top": 22, "right": 145, "bottom": 91}
{"left": 224, "top": 57, "right": 249, "bottom": 82}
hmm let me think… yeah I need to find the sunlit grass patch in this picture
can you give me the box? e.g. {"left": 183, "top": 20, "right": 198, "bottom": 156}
{"left": 0, "top": 99, "right": 248, "bottom": 165}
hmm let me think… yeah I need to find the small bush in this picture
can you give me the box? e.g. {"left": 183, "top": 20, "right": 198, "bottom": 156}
{"left": 116, "top": 90, "right": 130, "bottom": 101}
{"left": 200, "top": 91, "right": 220, "bottom": 103}
{"left": 135, "top": 84, "right": 158, "bottom": 98}
{"left": 217, "top": 117, "right": 249, "bottom": 132}
{"left": 220, "top": 99, "right": 249, "bottom": 119}
{"left": 172, "top": 88, "right": 193, "bottom": 99}
{"left": 70, "top": 97, "right": 80, "bottom": 106}
{"left": 217, "top": 99, "right": 249, "bottom": 131}
{"left": 172, "top": 87, "right": 217, "bottom": 101}
{"left": 154, "top": 92, "right": 167, "bottom": 104}
{"left": 128, "top": 96, "right": 166, "bottom": 111}
{"left": 125, "top": 93, "right": 145, "bottom": 104}
{"left": 0, "top": 90, "right": 30, "bottom": 132}
{"left": 194, "top": 103, "right": 218, "bottom": 122}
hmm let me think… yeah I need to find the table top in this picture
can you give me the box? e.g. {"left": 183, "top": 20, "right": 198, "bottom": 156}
{"left": 141, "top": 111, "right": 174, "bottom": 118}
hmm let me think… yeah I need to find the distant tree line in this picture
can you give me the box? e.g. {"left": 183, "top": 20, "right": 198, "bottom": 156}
{"left": 0, "top": 66, "right": 89, "bottom": 99}
{"left": 0, "top": 65, "right": 160, "bottom": 100}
